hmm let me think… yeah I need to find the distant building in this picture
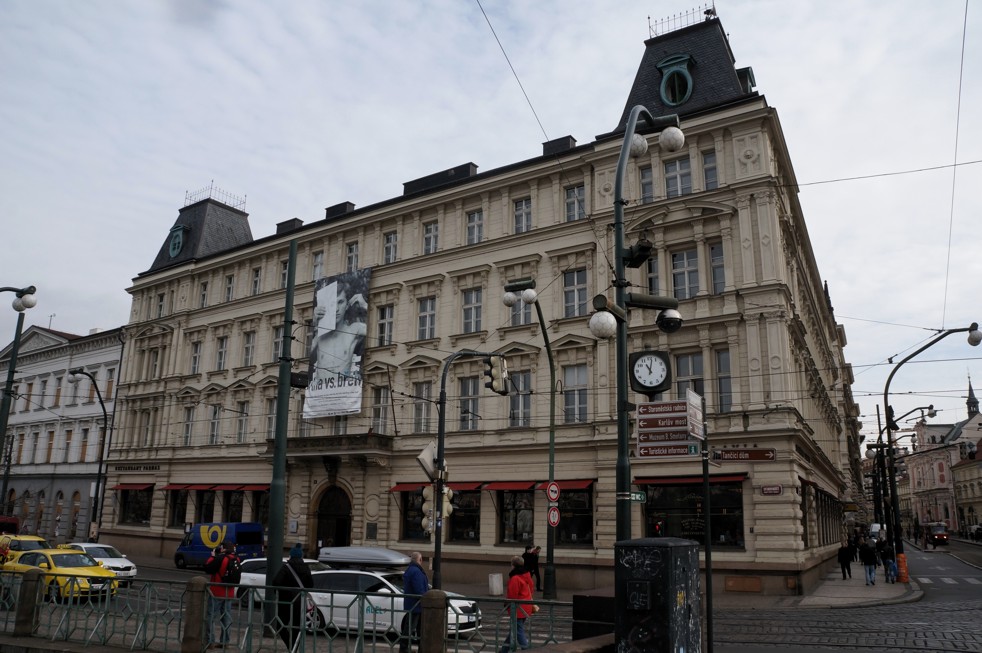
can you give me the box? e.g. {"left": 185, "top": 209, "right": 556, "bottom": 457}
{"left": 102, "top": 17, "right": 860, "bottom": 595}
{"left": 0, "top": 326, "right": 122, "bottom": 543}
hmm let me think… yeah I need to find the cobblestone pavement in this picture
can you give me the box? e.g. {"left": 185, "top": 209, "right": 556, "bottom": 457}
{"left": 715, "top": 598, "right": 982, "bottom": 652}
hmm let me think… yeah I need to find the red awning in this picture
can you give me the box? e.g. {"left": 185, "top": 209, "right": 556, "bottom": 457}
{"left": 390, "top": 483, "right": 426, "bottom": 492}
{"left": 482, "top": 481, "right": 535, "bottom": 491}
{"left": 446, "top": 482, "right": 482, "bottom": 491}
{"left": 240, "top": 484, "right": 270, "bottom": 492}
{"left": 535, "top": 480, "right": 594, "bottom": 491}
{"left": 634, "top": 474, "right": 747, "bottom": 486}
{"left": 161, "top": 484, "right": 189, "bottom": 490}
{"left": 111, "top": 483, "right": 154, "bottom": 491}
{"left": 213, "top": 484, "right": 243, "bottom": 491}
{"left": 186, "top": 484, "right": 215, "bottom": 490}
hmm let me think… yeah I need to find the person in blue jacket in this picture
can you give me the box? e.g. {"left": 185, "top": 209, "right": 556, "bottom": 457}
{"left": 400, "top": 551, "right": 428, "bottom": 653}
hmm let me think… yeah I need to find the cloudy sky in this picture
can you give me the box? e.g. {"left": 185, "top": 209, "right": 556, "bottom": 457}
{"left": 2, "top": 0, "right": 980, "bottom": 442}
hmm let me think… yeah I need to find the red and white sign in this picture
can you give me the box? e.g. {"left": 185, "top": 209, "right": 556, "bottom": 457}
{"left": 548, "top": 506, "right": 561, "bottom": 527}
{"left": 546, "top": 482, "right": 560, "bottom": 502}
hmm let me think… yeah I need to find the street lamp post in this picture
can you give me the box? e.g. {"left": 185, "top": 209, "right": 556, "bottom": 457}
{"left": 882, "top": 322, "right": 980, "bottom": 577}
{"left": 0, "top": 285, "right": 38, "bottom": 512}
{"left": 502, "top": 278, "right": 557, "bottom": 599}
{"left": 586, "top": 105, "right": 685, "bottom": 542}
{"left": 67, "top": 368, "right": 110, "bottom": 541}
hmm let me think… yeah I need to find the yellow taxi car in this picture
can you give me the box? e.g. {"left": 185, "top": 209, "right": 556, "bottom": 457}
{"left": 3, "top": 548, "right": 118, "bottom": 601}
{"left": 0, "top": 534, "right": 49, "bottom": 563}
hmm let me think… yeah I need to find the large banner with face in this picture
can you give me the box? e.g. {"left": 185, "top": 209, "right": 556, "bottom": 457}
{"left": 303, "top": 268, "right": 372, "bottom": 418}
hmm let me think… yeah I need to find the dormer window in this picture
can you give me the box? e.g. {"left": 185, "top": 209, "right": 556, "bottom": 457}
{"left": 658, "top": 54, "right": 694, "bottom": 106}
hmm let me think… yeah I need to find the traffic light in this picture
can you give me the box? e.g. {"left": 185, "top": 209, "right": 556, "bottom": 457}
{"left": 421, "top": 485, "right": 434, "bottom": 532}
{"left": 483, "top": 355, "right": 509, "bottom": 395}
{"left": 654, "top": 521, "right": 663, "bottom": 537}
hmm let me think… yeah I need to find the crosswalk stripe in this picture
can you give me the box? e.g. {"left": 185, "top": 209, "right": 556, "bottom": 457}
{"left": 963, "top": 578, "right": 981, "bottom": 584}
{"left": 941, "top": 578, "right": 957, "bottom": 584}
{"left": 917, "top": 578, "right": 933, "bottom": 583}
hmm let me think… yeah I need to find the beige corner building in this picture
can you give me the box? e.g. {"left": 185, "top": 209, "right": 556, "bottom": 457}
{"left": 102, "top": 18, "right": 862, "bottom": 595}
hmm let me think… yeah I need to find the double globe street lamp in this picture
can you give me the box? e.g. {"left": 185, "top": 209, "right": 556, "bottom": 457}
{"left": 0, "top": 285, "right": 38, "bottom": 509}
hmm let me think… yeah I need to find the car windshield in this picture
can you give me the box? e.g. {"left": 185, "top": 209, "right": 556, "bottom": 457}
{"left": 50, "top": 553, "right": 99, "bottom": 568}
{"left": 86, "top": 546, "right": 124, "bottom": 558}
{"left": 15, "top": 540, "right": 48, "bottom": 551}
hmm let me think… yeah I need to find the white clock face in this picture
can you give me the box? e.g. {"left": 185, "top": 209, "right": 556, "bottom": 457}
{"left": 633, "top": 355, "right": 668, "bottom": 388}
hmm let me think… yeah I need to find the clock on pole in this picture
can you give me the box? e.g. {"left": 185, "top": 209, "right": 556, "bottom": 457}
{"left": 628, "top": 350, "right": 672, "bottom": 395}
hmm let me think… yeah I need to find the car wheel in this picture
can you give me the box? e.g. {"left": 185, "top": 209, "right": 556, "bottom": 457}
{"left": 174, "top": 556, "right": 186, "bottom": 569}
{"left": 306, "top": 607, "right": 326, "bottom": 632}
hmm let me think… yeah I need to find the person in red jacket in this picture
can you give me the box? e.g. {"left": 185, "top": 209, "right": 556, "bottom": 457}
{"left": 499, "top": 556, "right": 535, "bottom": 653}
{"left": 203, "top": 540, "right": 240, "bottom": 648}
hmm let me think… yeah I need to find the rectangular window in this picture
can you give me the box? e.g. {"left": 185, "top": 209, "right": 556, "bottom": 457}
{"left": 53, "top": 377, "right": 62, "bottom": 407}
{"left": 79, "top": 428, "right": 88, "bottom": 462}
{"left": 312, "top": 251, "right": 324, "bottom": 281}
{"left": 499, "top": 490, "right": 534, "bottom": 543}
{"left": 195, "top": 490, "right": 216, "bottom": 523}
{"left": 63, "top": 429, "right": 72, "bottom": 463}
{"left": 417, "top": 297, "right": 436, "bottom": 340}
{"left": 251, "top": 268, "right": 262, "bottom": 295}
{"left": 672, "top": 248, "right": 699, "bottom": 300}
{"left": 716, "top": 349, "right": 732, "bottom": 413}
{"left": 665, "top": 158, "right": 692, "bottom": 198}
{"left": 422, "top": 222, "right": 439, "bottom": 255}
{"left": 563, "top": 268, "right": 588, "bottom": 318}
{"left": 647, "top": 256, "right": 660, "bottom": 294}
{"left": 199, "top": 282, "right": 209, "bottom": 308}
{"left": 401, "top": 490, "right": 429, "bottom": 541}
{"left": 120, "top": 488, "right": 153, "bottom": 525}
{"left": 346, "top": 241, "right": 359, "bottom": 272}
{"left": 448, "top": 490, "right": 481, "bottom": 542}
{"left": 703, "top": 150, "right": 718, "bottom": 190}
{"left": 376, "top": 305, "right": 394, "bottom": 347}
{"left": 710, "top": 243, "right": 725, "bottom": 294}
{"left": 216, "top": 336, "right": 228, "bottom": 371}
{"left": 280, "top": 261, "right": 289, "bottom": 289}
{"left": 183, "top": 406, "right": 195, "bottom": 446}
{"left": 509, "top": 370, "right": 531, "bottom": 427}
{"left": 558, "top": 489, "right": 594, "bottom": 546}
{"left": 105, "top": 368, "right": 115, "bottom": 398}
{"left": 87, "top": 376, "right": 97, "bottom": 403}
{"left": 190, "top": 342, "right": 201, "bottom": 374}
{"left": 563, "top": 364, "right": 588, "bottom": 423}
{"left": 371, "top": 386, "right": 389, "bottom": 434}
{"left": 413, "top": 381, "right": 432, "bottom": 433}
{"left": 156, "top": 293, "right": 165, "bottom": 318}
{"left": 565, "top": 184, "right": 586, "bottom": 221}
{"left": 462, "top": 288, "right": 482, "bottom": 333}
{"left": 209, "top": 405, "right": 221, "bottom": 445}
{"left": 242, "top": 331, "right": 256, "bottom": 367}
{"left": 265, "top": 398, "right": 276, "bottom": 438}
{"left": 149, "top": 350, "right": 159, "bottom": 378}
{"left": 236, "top": 401, "right": 250, "bottom": 443}
{"left": 383, "top": 232, "right": 398, "bottom": 264}
{"left": 640, "top": 166, "right": 654, "bottom": 203}
{"left": 224, "top": 275, "right": 235, "bottom": 302}
{"left": 466, "top": 210, "right": 483, "bottom": 245}
{"left": 38, "top": 380, "right": 47, "bottom": 410}
{"left": 272, "top": 326, "right": 284, "bottom": 362}
{"left": 332, "top": 415, "right": 348, "bottom": 436}
{"left": 458, "top": 376, "right": 479, "bottom": 431}
{"left": 168, "top": 490, "right": 189, "bottom": 528}
{"left": 676, "top": 352, "right": 704, "bottom": 398}
{"left": 510, "top": 296, "right": 532, "bottom": 326}
{"left": 645, "top": 480, "right": 744, "bottom": 547}
{"left": 514, "top": 198, "right": 532, "bottom": 233}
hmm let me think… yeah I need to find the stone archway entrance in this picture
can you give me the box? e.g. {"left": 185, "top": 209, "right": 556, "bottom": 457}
{"left": 316, "top": 486, "right": 352, "bottom": 548}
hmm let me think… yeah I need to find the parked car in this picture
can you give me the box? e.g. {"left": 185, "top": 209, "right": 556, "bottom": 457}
{"left": 306, "top": 568, "right": 481, "bottom": 638}
{"left": 0, "top": 534, "right": 49, "bottom": 563}
{"left": 59, "top": 542, "right": 138, "bottom": 585}
{"left": 237, "top": 557, "right": 331, "bottom": 602}
{"left": 927, "top": 523, "right": 949, "bottom": 546}
{"left": 2, "top": 548, "right": 118, "bottom": 601}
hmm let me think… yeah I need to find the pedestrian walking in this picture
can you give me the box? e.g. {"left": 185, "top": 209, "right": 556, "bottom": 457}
{"left": 522, "top": 544, "right": 541, "bottom": 592}
{"left": 400, "top": 552, "right": 428, "bottom": 653}
{"left": 858, "top": 537, "right": 878, "bottom": 586}
{"left": 880, "top": 540, "right": 897, "bottom": 584}
{"left": 273, "top": 543, "right": 314, "bottom": 651}
{"left": 499, "top": 555, "right": 536, "bottom": 653}
{"left": 837, "top": 539, "right": 852, "bottom": 580}
{"left": 203, "top": 540, "right": 241, "bottom": 649}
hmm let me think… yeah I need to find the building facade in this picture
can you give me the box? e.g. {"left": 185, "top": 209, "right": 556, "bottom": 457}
{"left": 100, "top": 18, "right": 860, "bottom": 594}
{"left": 0, "top": 326, "right": 122, "bottom": 543}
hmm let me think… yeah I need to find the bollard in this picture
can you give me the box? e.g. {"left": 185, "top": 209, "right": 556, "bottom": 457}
{"left": 181, "top": 576, "right": 209, "bottom": 653}
{"left": 13, "top": 568, "right": 42, "bottom": 637}
{"left": 896, "top": 553, "right": 909, "bottom": 583}
{"left": 419, "top": 588, "right": 448, "bottom": 653}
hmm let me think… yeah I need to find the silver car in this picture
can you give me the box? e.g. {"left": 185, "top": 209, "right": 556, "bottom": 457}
{"left": 237, "top": 557, "right": 331, "bottom": 603}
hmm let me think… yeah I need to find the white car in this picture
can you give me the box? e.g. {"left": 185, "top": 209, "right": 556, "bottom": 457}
{"left": 237, "top": 557, "right": 331, "bottom": 603}
{"left": 59, "top": 543, "right": 137, "bottom": 586}
{"left": 307, "top": 569, "right": 481, "bottom": 638}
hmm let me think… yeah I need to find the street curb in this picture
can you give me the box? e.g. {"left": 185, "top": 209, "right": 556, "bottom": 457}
{"left": 828, "top": 580, "right": 923, "bottom": 610}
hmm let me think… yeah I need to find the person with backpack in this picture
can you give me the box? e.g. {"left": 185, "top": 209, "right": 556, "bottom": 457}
{"left": 273, "top": 543, "right": 314, "bottom": 651}
{"left": 204, "top": 540, "right": 241, "bottom": 649}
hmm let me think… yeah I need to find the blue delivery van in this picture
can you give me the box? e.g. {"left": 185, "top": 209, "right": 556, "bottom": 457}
{"left": 174, "top": 522, "right": 264, "bottom": 569}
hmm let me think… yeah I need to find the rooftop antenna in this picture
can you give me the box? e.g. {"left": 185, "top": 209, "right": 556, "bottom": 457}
{"left": 48, "top": 314, "right": 55, "bottom": 329}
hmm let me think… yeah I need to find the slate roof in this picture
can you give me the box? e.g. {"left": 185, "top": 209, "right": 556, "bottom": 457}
{"left": 609, "top": 17, "right": 757, "bottom": 136}
{"left": 144, "top": 198, "right": 254, "bottom": 275}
